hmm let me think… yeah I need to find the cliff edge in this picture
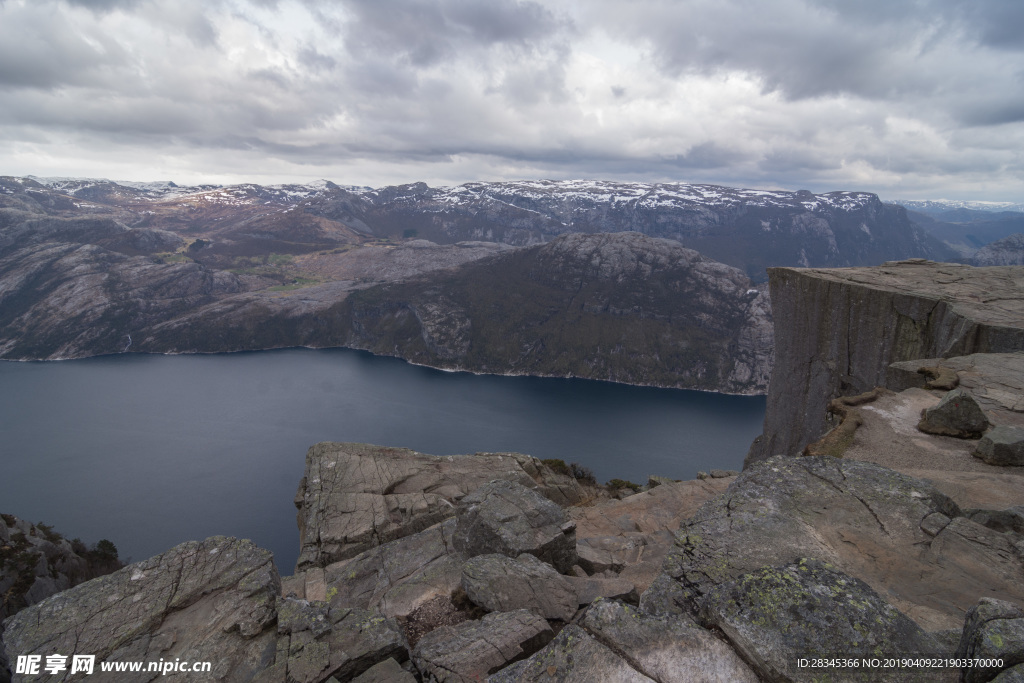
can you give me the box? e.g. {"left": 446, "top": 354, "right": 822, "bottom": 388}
{"left": 748, "top": 260, "right": 1024, "bottom": 464}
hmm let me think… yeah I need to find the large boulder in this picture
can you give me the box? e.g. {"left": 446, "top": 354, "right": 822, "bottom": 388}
{"left": 581, "top": 598, "right": 759, "bottom": 682}
{"left": 974, "top": 426, "right": 1024, "bottom": 466}
{"left": 452, "top": 479, "right": 578, "bottom": 573}
{"left": 698, "top": 559, "right": 942, "bottom": 683}
{"left": 956, "top": 598, "right": 1024, "bottom": 683}
{"left": 4, "top": 536, "right": 279, "bottom": 683}
{"left": 293, "top": 443, "right": 586, "bottom": 571}
{"left": 918, "top": 388, "right": 991, "bottom": 438}
{"left": 644, "top": 456, "right": 1024, "bottom": 631}
{"left": 411, "top": 609, "right": 552, "bottom": 682}
{"left": 461, "top": 553, "right": 577, "bottom": 622}
{"left": 489, "top": 624, "right": 655, "bottom": 682}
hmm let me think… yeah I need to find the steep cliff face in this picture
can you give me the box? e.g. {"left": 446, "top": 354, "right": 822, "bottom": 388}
{"left": 748, "top": 261, "right": 1024, "bottom": 464}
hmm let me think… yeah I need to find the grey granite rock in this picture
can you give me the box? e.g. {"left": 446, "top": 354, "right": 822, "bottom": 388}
{"left": 350, "top": 658, "right": 416, "bottom": 682}
{"left": 461, "top": 553, "right": 577, "bottom": 621}
{"left": 699, "top": 559, "right": 942, "bottom": 683}
{"left": 974, "top": 426, "right": 1024, "bottom": 466}
{"left": 488, "top": 624, "right": 654, "bottom": 682}
{"left": 994, "top": 664, "right": 1024, "bottom": 682}
{"left": 645, "top": 455, "right": 1024, "bottom": 632}
{"left": 273, "top": 607, "right": 406, "bottom": 683}
{"left": 453, "top": 480, "right": 578, "bottom": 574}
{"left": 565, "top": 575, "right": 638, "bottom": 606}
{"left": 964, "top": 507, "right": 1024, "bottom": 534}
{"left": 582, "top": 598, "right": 759, "bottom": 682}
{"left": 411, "top": 609, "right": 552, "bottom": 682}
{"left": 918, "top": 388, "right": 990, "bottom": 438}
{"left": 956, "top": 598, "right": 1024, "bottom": 683}
{"left": 4, "top": 536, "right": 279, "bottom": 683}
{"left": 294, "top": 443, "right": 586, "bottom": 570}
{"left": 318, "top": 519, "right": 463, "bottom": 619}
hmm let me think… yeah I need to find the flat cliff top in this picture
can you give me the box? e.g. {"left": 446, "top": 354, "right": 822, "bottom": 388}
{"left": 773, "top": 260, "right": 1024, "bottom": 330}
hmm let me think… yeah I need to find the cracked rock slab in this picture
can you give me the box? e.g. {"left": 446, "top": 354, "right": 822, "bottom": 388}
{"left": 645, "top": 455, "right": 1024, "bottom": 631}
{"left": 411, "top": 609, "right": 552, "bottom": 682}
{"left": 294, "top": 443, "right": 586, "bottom": 571}
{"left": 453, "top": 479, "right": 578, "bottom": 573}
{"left": 582, "top": 598, "right": 758, "bottom": 683}
{"left": 461, "top": 553, "right": 577, "bottom": 622}
{"left": 488, "top": 624, "right": 655, "bottom": 683}
{"left": 321, "top": 518, "right": 463, "bottom": 620}
{"left": 3, "top": 536, "right": 279, "bottom": 683}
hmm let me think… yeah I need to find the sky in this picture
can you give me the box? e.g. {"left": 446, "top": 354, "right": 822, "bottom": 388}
{"left": 1, "top": 0, "right": 1022, "bottom": 201}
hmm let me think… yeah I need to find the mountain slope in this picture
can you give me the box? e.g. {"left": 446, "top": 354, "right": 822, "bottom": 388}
{"left": 304, "top": 180, "right": 954, "bottom": 280}
{"left": 335, "top": 232, "right": 773, "bottom": 394}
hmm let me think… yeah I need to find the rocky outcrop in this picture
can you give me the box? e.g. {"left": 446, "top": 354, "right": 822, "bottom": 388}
{"left": 749, "top": 261, "right": 1024, "bottom": 463}
{"left": 6, "top": 440, "right": 1024, "bottom": 682}
{"left": 644, "top": 455, "right": 1024, "bottom": 632}
{"left": 460, "top": 554, "right": 577, "bottom": 622}
{"left": 4, "top": 536, "right": 280, "bottom": 683}
{"left": 293, "top": 442, "right": 587, "bottom": 570}
{"left": 0, "top": 515, "right": 122, "bottom": 683}
{"left": 452, "top": 480, "right": 578, "bottom": 574}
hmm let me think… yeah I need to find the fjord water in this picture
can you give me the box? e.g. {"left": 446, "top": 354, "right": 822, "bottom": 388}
{"left": 0, "top": 349, "right": 764, "bottom": 571}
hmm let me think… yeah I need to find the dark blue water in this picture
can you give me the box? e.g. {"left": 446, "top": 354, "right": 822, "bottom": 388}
{"left": 0, "top": 349, "right": 764, "bottom": 572}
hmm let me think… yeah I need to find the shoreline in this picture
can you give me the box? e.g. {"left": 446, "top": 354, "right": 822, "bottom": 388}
{"left": 0, "top": 344, "right": 770, "bottom": 397}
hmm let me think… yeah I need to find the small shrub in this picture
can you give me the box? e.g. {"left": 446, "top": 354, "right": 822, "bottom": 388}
{"left": 606, "top": 478, "right": 641, "bottom": 493}
{"left": 541, "top": 458, "right": 570, "bottom": 476}
{"left": 569, "top": 462, "right": 597, "bottom": 485}
{"left": 36, "top": 523, "right": 62, "bottom": 544}
{"left": 1, "top": 513, "right": 16, "bottom": 527}
{"left": 92, "top": 539, "right": 119, "bottom": 561}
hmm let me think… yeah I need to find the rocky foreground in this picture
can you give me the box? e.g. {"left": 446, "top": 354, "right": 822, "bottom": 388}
{"left": 3, "top": 262, "right": 1024, "bottom": 682}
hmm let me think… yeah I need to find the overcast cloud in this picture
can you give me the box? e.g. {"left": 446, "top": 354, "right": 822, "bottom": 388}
{"left": 0, "top": 0, "right": 1021, "bottom": 200}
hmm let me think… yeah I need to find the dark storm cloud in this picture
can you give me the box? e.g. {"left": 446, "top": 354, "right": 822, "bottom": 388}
{"left": 588, "top": 0, "right": 940, "bottom": 100}
{"left": 339, "top": 0, "right": 567, "bottom": 66}
{"left": 64, "top": 0, "right": 139, "bottom": 12}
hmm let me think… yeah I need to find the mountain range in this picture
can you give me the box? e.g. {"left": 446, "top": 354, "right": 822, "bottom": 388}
{"left": 0, "top": 175, "right": 979, "bottom": 392}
